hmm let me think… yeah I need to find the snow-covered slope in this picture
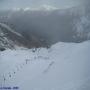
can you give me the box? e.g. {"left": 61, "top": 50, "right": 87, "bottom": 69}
{"left": 73, "top": 15, "right": 90, "bottom": 41}
{"left": 0, "top": 23, "right": 33, "bottom": 50}
{"left": 0, "top": 41, "right": 90, "bottom": 90}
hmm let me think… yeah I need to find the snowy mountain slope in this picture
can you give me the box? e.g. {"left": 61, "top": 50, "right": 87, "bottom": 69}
{"left": 73, "top": 15, "right": 90, "bottom": 41}
{"left": 0, "top": 41, "right": 90, "bottom": 90}
{"left": 0, "top": 23, "right": 22, "bottom": 37}
{"left": 0, "top": 23, "right": 35, "bottom": 50}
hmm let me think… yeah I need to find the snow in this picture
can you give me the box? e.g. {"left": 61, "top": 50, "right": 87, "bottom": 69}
{"left": 0, "top": 41, "right": 90, "bottom": 90}
{"left": 0, "top": 23, "right": 23, "bottom": 37}
{"left": 73, "top": 16, "right": 90, "bottom": 39}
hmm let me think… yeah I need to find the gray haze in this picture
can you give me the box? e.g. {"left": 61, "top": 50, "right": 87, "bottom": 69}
{"left": 0, "top": 0, "right": 89, "bottom": 47}
{"left": 0, "top": 0, "right": 84, "bottom": 10}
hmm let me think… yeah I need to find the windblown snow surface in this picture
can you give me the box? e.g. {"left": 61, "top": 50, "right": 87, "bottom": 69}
{"left": 0, "top": 41, "right": 90, "bottom": 90}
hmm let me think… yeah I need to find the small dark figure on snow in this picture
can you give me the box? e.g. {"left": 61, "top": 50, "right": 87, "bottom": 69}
{"left": 3, "top": 75, "right": 6, "bottom": 82}
{"left": 25, "top": 59, "right": 30, "bottom": 64}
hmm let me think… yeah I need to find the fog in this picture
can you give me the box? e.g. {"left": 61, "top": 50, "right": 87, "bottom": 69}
{"left": 0, "top": 0, "right": 83, "bottom": 10}
{"left": 0, "top": 0, "right": 90, "bottom": 47}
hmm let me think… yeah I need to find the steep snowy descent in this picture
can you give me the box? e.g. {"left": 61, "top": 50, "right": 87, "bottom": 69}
{"left": 0, "top": 41, "right": 90, "bottom": 90}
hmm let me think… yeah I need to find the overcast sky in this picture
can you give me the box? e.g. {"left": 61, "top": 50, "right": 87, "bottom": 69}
{"left": 0, "top": 0, "right": 84, "bottom": 10}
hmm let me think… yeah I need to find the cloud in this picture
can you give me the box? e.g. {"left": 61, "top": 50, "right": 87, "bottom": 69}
{"left": 0, "top": 0, "right": 83, "bottom": 10}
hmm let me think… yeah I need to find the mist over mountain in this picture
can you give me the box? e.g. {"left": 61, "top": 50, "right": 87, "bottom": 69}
{"left": 0, "top": 2, "right": 90, "bottom": 50}
{"left": 0, "top": 23, "right": 31, "bottom": 50}
{"left": 0, "top": 22, "right": 49, "bottom": 50}
{"left": 0, "top": 0, "right": 82, "bottom": 10}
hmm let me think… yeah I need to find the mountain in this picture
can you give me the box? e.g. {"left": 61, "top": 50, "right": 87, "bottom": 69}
{"left": 0, "top": 23, "right": 50, "bottom": 51}
{"left": 0, "top": 5, "right": 90, "bottom": 45}
{"left": 0, "top": 5, "right": 90, "bottom": 49}
{"left": 0, "top": 23, "right": 29, "bottom": 50}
